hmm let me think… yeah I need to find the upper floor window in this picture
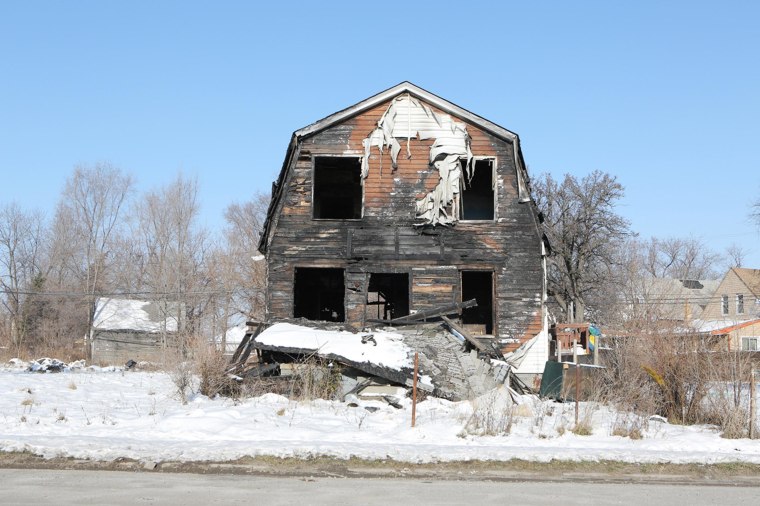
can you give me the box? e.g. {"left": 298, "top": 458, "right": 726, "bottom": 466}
{"left": 721, "top": 295, "right": 729, "bottom": 315}
{"left": 313, "top": 157, "right": 363, "bottom": 219}
{"left": 737, "top": 294, "right": 744, "bottom": 314}
{"left": 460, "top": 158, "right": 495, "bottom": 221}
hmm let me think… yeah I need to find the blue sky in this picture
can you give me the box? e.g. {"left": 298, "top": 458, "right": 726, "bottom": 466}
{"left": 2, "top": 1, "right": 759, "bottom": 267}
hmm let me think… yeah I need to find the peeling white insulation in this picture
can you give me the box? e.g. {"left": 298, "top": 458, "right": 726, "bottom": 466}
{"left": 363, "top": 95, "right": 473, "bottom": 225}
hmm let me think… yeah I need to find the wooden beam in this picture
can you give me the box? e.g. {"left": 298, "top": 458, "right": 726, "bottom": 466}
{"left": 440, "top": 315, "right": 489, "bottom": 354}
{"left": 367, "top": 299, "right": 478, "bottom": 325}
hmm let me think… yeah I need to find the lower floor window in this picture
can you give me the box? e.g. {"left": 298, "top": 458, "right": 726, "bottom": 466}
{"left": 741, "top": 337, "right": 758, "bottom": 351}
{"left": 293, "top": 267, "right": 345, "bottom": 322}
{"left": 461, "top": 270, "right": 494, "bottom": 335}
{"left": 367, "top": 273, "right": 409, "bottom": 321}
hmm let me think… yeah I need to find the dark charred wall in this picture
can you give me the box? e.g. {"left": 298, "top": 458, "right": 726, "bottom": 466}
{"left": 264, "top": 98, "right": 544, "bottom": 351}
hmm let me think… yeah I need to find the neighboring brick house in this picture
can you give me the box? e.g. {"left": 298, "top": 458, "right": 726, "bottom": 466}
{"left": 257, "top": 82, "right": 549, "bottom": 377}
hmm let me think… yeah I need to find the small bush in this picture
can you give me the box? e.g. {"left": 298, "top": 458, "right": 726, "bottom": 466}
{"left": 572, "top": 422, "right": 593, "bottom": 436}
{"left": 288, "top": 359, "right": 342, "bottom": 401}
{"left": 611, "top": 413, "right": 647, "bottom": 439}
{"left": 599, "top": 325, "right": 755, "bottom": 435}
{"left": 196, "top": 344, "right": 240, "bottom": 399}
{"left": 167, "top": 357, "right": 193, "bottom": 405}
{"left": 464, "top": 388, "right": 515, "bottom": 436}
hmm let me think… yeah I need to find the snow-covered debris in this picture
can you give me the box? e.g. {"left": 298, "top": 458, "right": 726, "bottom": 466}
{"left": 256, "top": 323, "right": 413, "bottom": 371}
{"left": 27, "top": 358, "right": 86, "bottom": 373}
{"left": 254, "top": 322, "right": 434, "bottom": 391}
{"left": 254, "top": 322, "right": 512, "bottom": 400}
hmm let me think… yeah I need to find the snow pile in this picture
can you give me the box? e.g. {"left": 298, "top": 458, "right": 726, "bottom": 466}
{"left": 93, "top": 298, "right": 178, "bottom": 333}
{"left": 1, "top": 364, "right": 760, "bottom": 465}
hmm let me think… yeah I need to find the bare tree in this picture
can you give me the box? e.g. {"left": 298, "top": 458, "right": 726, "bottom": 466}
{"left": 0, "top": 203, "right": 44, "bottom": 353}
{"left": 641, "top": 236, "right": 720, "bottom": 280}
{"left": 725, "top": 243, "right": 745, "bottom": 269}
{"left": 223, "top": 193, "right": 269, "bottom": 319}
{"left": 533, "top": 170, "right": 630, "bottom": 323}
{"left": 136, "top": 173, "right": 207, "bottom": 352}
{"left": 54, "top": 163, "right": 134, "bottom": 356}
{"left": 194, "top": 193, "right": 270, "bottom": 352}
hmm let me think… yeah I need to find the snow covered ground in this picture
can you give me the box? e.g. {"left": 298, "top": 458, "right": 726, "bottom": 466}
{"left": 1, "top": 359, "right": 759, "bottom": 465}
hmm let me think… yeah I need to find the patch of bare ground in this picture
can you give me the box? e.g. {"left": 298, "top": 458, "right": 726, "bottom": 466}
{"left": 1, "top": 451, "right": 759, "bottom": 485}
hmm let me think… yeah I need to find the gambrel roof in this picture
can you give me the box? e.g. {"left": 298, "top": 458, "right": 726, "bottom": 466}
{"left": 295, "top": 81, "right": 522, "bottom": 142}
{"left": 258, "top": 81, "right": 532, "bottom": 254}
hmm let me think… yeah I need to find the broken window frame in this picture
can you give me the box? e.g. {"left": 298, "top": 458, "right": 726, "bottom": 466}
{"left": 293, "top": 266, "right": 346, "bottom": 322}
{"left": 460, "top": 269, "right": 496, "bottom": 336}
{"left": 459, "top": 156, "right": 497, "bottom": 222}
{"left": 311, "top": 155, "right": 365, "bottom": 221}
{"left": 365, "top": 271, "right": 411, "bottom": 322}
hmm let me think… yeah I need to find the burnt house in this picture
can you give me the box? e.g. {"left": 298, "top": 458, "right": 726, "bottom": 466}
{"left": 258, "top": 82, "right": 548, "bottom": 376}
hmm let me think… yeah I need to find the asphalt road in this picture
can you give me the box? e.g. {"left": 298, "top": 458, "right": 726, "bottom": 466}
{"left": 2, "top": 469, "right": 758, "bottom": 506}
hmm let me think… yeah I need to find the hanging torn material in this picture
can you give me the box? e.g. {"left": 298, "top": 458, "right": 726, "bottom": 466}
{"left": 362, "top": 95, "right": 473, "bottom": 226}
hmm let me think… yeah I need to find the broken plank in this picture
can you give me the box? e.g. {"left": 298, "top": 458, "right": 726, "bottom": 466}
{"left": 389, "top": 299, "right": 477, "bottom": 323}
{"left": 440, "top": 315, "right": 490, "bottom": 354}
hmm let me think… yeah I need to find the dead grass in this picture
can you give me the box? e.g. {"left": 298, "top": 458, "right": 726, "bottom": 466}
{"left": 463, "top": 389, "right": 515, "bottom": 436}
{"left": 4, "top": 451, "right": 759, "bottom": 481}
{"left": 571, "top": 421, "right": 593, "bottom": 436}
{"left": 599, "top": 325, "right": 756, "bottom": 437}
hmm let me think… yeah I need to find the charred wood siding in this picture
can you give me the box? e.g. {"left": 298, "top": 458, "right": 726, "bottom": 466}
{"left": 266, "top": 98, "right": 544, "bottom": 349}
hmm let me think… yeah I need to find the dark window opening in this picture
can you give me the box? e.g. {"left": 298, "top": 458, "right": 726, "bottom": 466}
{"left": 294, "top": 268, "right": 345, "bottom": 322}
{"left": 313, "top": 157, "right": 363, "bottom": 219}
{"left": 367, "top": 273, "right": 409, "bottom": 321}
{"left": 460, "top": 159, "right": 495, "bottom": 220}
{"left": 461, "top": 271, "right": 493, "bottom": 334}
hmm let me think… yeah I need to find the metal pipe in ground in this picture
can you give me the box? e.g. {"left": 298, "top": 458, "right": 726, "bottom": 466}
{"left": 411, "top": 352, "right": 418, "bottom": 428}
{"left": 751, "top": 369, "right": 756, "bottom": 440}
{"left": 575, "top": 362, "right": 580, "bottom": 426}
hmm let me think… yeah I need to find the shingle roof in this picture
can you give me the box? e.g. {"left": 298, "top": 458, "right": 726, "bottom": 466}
{"left": 732, "top": 268, "right": 760, "bottom": 297}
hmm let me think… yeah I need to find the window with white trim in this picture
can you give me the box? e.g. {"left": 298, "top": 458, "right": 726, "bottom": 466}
{"left": 721, "top": 295, "right": 729, "bottom": 315}
{"left": 741, "top": 337, "right": 758, "bottom": 351}
{"left": 737, "top": 294, "right": 744, "bottom": 314}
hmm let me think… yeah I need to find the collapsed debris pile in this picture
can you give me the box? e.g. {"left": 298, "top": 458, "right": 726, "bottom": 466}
{"left": 227, "top": 302, "right": 526, "bottom": 403}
